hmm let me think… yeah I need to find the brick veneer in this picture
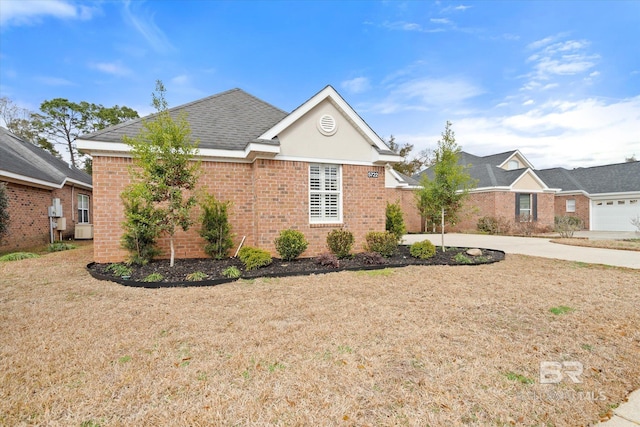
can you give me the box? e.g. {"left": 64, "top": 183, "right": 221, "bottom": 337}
{"left": 450, "top": 191, "right": 555, "bottom": 232}
{"left": 553, "top": 194, "right": 589, "bottom": 229}
{"left": 0, "top": 181, "right": 92, "bottom": 252}
{"left": 91, "top": 157, "right": 388, "bottom": 263}
{"left": 385, "top": 188, "right": 423, "bottom": 233}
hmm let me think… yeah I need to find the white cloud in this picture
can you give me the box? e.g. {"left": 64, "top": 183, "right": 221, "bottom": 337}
{"left": 171, "top": 74, "right": 190, "bottom": 85}
{"left": 450, "top": 96, "right": 640, "bottom": 168}
{"left": 430, "top": 18, "right": 452, "bottom": 25}
{"left": 523, "top": 35, "right": 600, "bottom": 92}
{"left": 522, "top": 100, "right": 535, "bottom": 106}
{"left": 341, "top": 77, "right": 371, "bottom": 94}
{"left": 89, "top": 62, "right": 131, "bottom": 77}
{"left": 35, "top": 76, "right": 73, "bottom": 86}
{"left": 0, "top": 0, "right": 95, "bottom": 26}
{"left": 364, "top": 76, "right": 484, "bottom": 114}
{"left": 122, "top": 0, "right": 174, "bottom": 53}
{"left": 381, "top": 21, "right": 444, "bottom": 33}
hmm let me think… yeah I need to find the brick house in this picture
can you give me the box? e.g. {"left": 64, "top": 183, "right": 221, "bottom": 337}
{"left": 537, "top": 161, "right": 640, "bottom": 232}
{"left": 409, "top": 150, "right": 557, "bottom": 232}
{"left": 77, "top": 86, "right": 404, "bottom": 263}
{"left": 0, "top": 127, "right": 93, "bottom": 252}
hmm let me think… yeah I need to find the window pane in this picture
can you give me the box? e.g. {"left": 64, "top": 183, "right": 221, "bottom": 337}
{"left": 310, "top": 194, "right": 321, "bottom": 218}
{"left": 519, "top": 194, "right": 530, "bottom": 210}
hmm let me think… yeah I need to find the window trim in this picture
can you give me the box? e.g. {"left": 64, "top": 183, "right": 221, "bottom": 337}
{"left": 309, "top": 163, "right": 343, "bottom": 224}
{"left": 566, "top": 199, "right": 576, "bottom": 213}
{"left": 515, "top": 192, "right": 537, "bottom": 222}
{"left": 77, "top": 194, "right": 90, "bottom": 224}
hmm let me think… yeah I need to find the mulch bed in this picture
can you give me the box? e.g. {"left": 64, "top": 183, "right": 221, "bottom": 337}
{"left": 88, "top": 245, "right": 504, "bottom": 288}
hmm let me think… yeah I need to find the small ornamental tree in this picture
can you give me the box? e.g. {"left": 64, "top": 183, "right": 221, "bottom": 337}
{"left": 122, "top": 80, "right": 200, "bottom": 267}
{"left": 121, "top": 185, "right": 161, "bottom": 265}
{"left": 0, "top": 183, "right": 9, "bottom": 244}
{"left": 385, "top": 201, "right": 406, "bottom": 243}
{"left": 415, "top": 121, "right": 476, "bottom": 251}
{"left": 199, "top": 194, "right": 234, "bottom": 260}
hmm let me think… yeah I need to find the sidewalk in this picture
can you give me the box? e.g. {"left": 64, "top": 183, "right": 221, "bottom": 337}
{"left": 597, "top": 389, "right": 640, "bottom": 426}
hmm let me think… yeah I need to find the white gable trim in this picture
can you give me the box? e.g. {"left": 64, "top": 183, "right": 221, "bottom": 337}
{"left": 258, "top": 85, "right": 392, "bottom": 153}
{"left": 1, "top": 170, "right": 92, "bottom": 191}
{"left": 498, "top": 150, "right": 535, "bottom": 170}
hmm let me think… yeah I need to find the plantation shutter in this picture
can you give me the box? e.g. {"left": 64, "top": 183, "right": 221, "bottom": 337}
{"left": 532, "top": 193, "right": 538, "bottom": 221}
{"left": 309, "top": 164, "right": 341, "bottom": 223}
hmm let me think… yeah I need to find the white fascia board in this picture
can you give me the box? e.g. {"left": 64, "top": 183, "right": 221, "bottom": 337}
{"left": 498, "top": 150, "right": 535, "bottom": 169}
{"left": 470, "top": 186, "right": 512, "bottom": 193}
{"left": 273, "top": 154, "right": 384, "bottom": 167}
{"left": 555, "top": 190, "right": 590, "bottom": 197}
{"left": 511, "top": 168, "right": 549, "bottom": 190}
{"left": 374, "top": 151, "right": 404, "bottom": 164}
{"left": 0, "top": 170, "right": 61, "bottom": 189}
{"left": 258, "top": 86, "right": 390, "bottom": 152}
{"left": 589, "top": 191, "right": 640, "bottom": 199}
{"left": 77, "top": 139, "right": 280, "bottom": 162}
{"left": 64, "top": 178, "right": 93, "bottom": 190}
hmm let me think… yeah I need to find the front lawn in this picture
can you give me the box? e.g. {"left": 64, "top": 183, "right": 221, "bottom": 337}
{"left": 1, "top": 245, "right": 638, "bottom": 426}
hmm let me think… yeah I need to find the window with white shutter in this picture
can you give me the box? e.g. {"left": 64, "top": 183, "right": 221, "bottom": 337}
{"left": 309, "top": 164, "right": 342, "bottom": 223}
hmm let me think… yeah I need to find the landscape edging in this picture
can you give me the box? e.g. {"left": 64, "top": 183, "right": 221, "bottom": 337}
{"left": 86, "top": 248, "right": 506, "bottom": 288}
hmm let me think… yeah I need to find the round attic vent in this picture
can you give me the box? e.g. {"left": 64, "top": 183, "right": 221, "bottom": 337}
{"left": 317, "top": 114, "right": 337, "bottom": 136}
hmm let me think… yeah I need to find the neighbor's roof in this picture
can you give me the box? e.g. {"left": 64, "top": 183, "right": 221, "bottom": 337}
{"left": 536, "top": 161, "right": 640, "bottom": 194}
{"left": 79, "top": 88, "right": 288, "bottom": 150}
{"left": 414, "top": 150, "right": 528, "bottom": 188}
{"left": 0, "top": 127, "right": 92, "bottom": 189}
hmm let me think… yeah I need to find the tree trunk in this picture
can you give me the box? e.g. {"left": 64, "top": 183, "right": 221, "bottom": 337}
{"left": 170, "top": 236, "right": 175, "bottom": 267}
{"left": 441, "top": 207, "right": 445, "bottom": 252}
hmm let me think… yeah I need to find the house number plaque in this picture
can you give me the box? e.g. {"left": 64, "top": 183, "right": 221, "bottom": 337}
{"left": 367, "top": 171, "right": 379, "bottom": 178}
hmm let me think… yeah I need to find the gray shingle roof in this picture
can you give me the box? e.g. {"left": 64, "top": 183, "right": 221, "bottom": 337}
{"left": 536, "top": 162, "right": 640, "bottom": 194}
{"left": 0, "top": 127, "right": 92, "bottom": 188}
{"left": 414, "top": 150, "right": 525, "bottom": 188}
{"left": 80, "top": 88, "right": 288, "bottom": 150}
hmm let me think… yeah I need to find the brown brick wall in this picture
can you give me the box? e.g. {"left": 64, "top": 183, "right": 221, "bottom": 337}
{"left": 91, "top": 157, "right": 388, "bottom": 263}
{"left": 385, "top": 188, "right": 422, "bottom": 233}
{"left": 554, "top": 194, "right": 590, "bottom": 229}
{"left": 0, "top": 181, "right": 92, "bottom": 252}
{"left": 450, "top": 191, "right": 555, "bottom": 233}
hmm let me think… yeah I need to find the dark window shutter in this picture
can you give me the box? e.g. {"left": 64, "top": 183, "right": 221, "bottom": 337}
{"left": 532, "top": 193, "right": 538, "bottom": 221}
{"left": 515, "top": 193, "right": 520, "bottom": 220}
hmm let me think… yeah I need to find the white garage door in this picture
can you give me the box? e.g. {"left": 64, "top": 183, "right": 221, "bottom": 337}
{"left": 592, "top": 197, "right": 640, "bottom": 231}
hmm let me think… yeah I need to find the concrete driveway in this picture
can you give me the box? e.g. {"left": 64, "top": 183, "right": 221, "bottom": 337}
{"left": 403, "top": 233, "right": 640, "bottom": 269}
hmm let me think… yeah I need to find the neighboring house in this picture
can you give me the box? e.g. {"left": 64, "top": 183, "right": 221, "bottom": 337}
{"left": 409, "top": 150, "right": 557, "bottom": 232}
{"left": 77, "top": 86, "right": 403, "bottom": 263}
{"left": 537, "top": 161, "right": 640, "bottom": 232}
{"left": 0, "top": 127, "right": 93, "bottom": 252}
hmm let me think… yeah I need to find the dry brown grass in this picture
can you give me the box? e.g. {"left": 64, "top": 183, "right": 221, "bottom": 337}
{"left": 1, "top": 245, "right": 639, "bottom": 426}
{"left": 551, "top": 238, "right": 640, "bottom": 252}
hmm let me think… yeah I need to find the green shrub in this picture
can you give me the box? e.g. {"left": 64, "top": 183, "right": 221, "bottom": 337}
{"left": 0, "top": 252, "right": 40, "bottom": 262}
{"left": 238, "top": 246, "right": 272, "bottom": 271}
{"left": 120, "top": 191, "right": 161, "bottom": 266}
{"left": 143, "top": 272, "right": 164, "bottom": 282}
{"left": 410, "top": 240, "right": 436, "bottom": 259}
{"left": 105, "top": 263, "right": 132, "bottom": 278}
{"left": 326, "top": 229, "right": 354, "bottom": 259}
{"left": 47, "top": 242, "right": 77, "bottom": 252}
{"left": 0, "top": 183, "right": 9, "bottom": 244}
{"left": 364, "top": 231, "right": 397, "bottom": 257}
{"left": 274, "top": 229, "right": 308, "bottom": 261}
{"left": 199, "top": 194, "right": 234, "bottom": 260}
{"left": 385, "top": 201, "right": 406, "bottom": 242}
{"left": 222, "top": 266, "right": 242, "bottom": 278}
{"left": 186, "top": 271, "right": 208, "bottom": 281}
{"left": 453, "top": 252, "right": 473, "bottom": 264}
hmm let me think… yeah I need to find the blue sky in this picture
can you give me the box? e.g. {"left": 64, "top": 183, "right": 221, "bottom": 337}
{"left": 1, "top": 0, "right": 639, "bottom": 169}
